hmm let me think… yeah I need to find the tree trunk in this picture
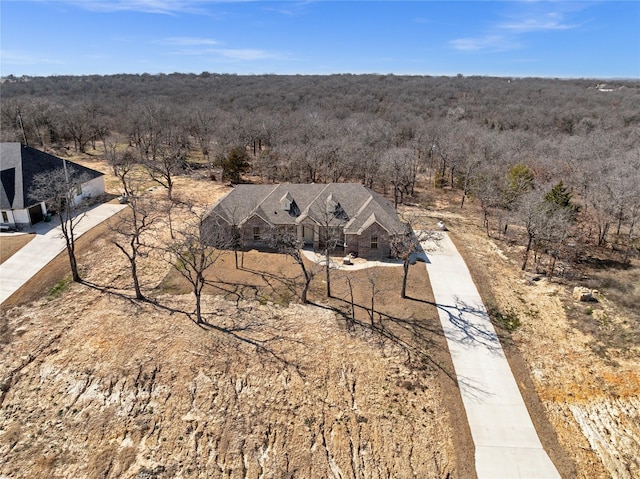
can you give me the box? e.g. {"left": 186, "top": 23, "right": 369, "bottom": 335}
{"left": 325, "top": 255, "right": 331, "bottom": 297}
{"left": 401, "top": 261, "right": 409, "bottom": 298}
{"left": 69, "top": 248, "right": 81, "bottom": 282}
{"left": 300, "top": 260, "right": 311, "bottom": 304}
{"left": 522, "top": 234, "right": 533, "bottom": 271}
{"left": 194, "top": 277, "right": 204, "bottom": 324}
{"left": 301, "top": 278, "right": 310, "bottom": 304}
{"left": 195, "top": 291, "right": 202, "bottom": 324}
{"left": 370, "top": 294, "right": 375, "bottom": 327}
{"left": 131, "top": 257, "right": 144, "bottom": 300}
{"left": 167, "top": 179, "right": 174, "bottom": 201}
{"left": 348, "top": 281, "right": 355, "bottom": 325}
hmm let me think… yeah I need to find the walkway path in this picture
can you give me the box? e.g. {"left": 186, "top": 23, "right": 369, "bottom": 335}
{"left": 423, "top": 232, "right": 560, "bottom": 479}
{"left": 0, "top": 203, "right": 126, "bottom": 306}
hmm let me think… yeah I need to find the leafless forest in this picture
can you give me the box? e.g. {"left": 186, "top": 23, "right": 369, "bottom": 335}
{"left": 2, "top": 73, "right": 639, "bottom": 273}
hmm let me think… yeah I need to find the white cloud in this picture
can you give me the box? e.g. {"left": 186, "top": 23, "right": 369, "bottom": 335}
{"left": 449, "top": 4, "right": 582, "bottom": 54}
{"left": 217, "top": 49, "right": 284, "bottom": 61}
{"left": 167, "top": 47, "right": 285, "bottom": 61}
{"left": 449, "top": 35, "right": 520, "bottom": 53}
{"left": 0, "top": 50, "right": 65, "bottom": 66}
{"left": 160, "top": 37, "right": 220, "bottom": 46}
{"left": 63, "top": 0, "right": 217, "bottom": 15}
{"left": 499, "top": 13, "right": 577, "bottom": 33}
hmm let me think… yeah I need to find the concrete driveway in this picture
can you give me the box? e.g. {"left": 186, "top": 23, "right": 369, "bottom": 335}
{"left": 0, "top": 203, "right": 126, "bottom": 306}
{"left": 422, "top": 232, "right": 561, "bottom": 479}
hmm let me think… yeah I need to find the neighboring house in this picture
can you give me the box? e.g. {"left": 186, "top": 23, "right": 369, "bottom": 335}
{"left": 0, "top": 143, "right": 105, "bottom": 229}
{"left": 202, "top": 183, "right": 407, "bottom": 259}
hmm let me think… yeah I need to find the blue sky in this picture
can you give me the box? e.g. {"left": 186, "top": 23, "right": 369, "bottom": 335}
{"left": 1, "top": 1, "right": 639, "bottom": 78}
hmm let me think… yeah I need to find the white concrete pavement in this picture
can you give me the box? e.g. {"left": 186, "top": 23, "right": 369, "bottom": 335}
{"left": 423, "top": 232, "right": 561, "bottom": 479}
{"left": 0, "top": 203, "right": 126, "bottom": 306}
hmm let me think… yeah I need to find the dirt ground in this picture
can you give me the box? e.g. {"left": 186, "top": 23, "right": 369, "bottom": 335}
{"left": 0, "top": 167, "right": 474, "bottom": 479}
{"left": 427, "top": 188, "right": 640, "bottom": 479}
{"left": 2, "top": 159, "right": 638, "bottom": 478}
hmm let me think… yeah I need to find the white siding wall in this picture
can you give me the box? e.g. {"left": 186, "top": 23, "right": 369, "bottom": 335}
{"left": 12, "top": 209, "right": 30, "bottom": 226}
{"left": 1, "top": 210, "right": 15, "bottom": 225}
{"left": 72, "top": 176, "right": 105, "bottom": 205}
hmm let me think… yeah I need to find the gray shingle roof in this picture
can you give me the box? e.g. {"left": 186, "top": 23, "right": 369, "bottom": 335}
{"left": 0, "top": 143, "right": 104, "bottom": 210}
{"left": 207, "top": 183, "right": 405, "bottom": 235}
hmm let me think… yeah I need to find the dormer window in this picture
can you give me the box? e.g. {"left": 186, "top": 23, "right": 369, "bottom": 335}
{"left": 326, "top": 193, "right": 337, "bottom": 214}
{"left": 281, "top": 192, "right": 294, "bottom": 211}
{"left": 288, "top": 200, "right": 300, "bottom": 217}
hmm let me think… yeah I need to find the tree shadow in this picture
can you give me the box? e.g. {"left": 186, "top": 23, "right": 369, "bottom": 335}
{"left": 312, "top": 296, "right": 463, "bottom": 386}
{"left": 207, "top": 268, "right": 301, "bottom": 306}
{"left": 433, "top": 297, "right": 503, "bottom": 352}
{"left": 82, "top": 278, "right": 306, "bottom": 373}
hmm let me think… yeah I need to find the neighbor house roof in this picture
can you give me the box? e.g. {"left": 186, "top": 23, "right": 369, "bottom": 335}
{"left": 206, "top": 183, "right": 406, "bottom": 235}
{"left": 0, "top": 143, "right": 104, "bottom": 210}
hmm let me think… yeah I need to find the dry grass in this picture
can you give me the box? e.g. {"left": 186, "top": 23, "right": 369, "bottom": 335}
{"left": 0, "top": 234, "right": 35, "bottom": 264}
{"left": 0, "top": 215, "right": 122, "bottom": 311}
{"left": 4, "top": 157, "right": 638, "bottom": 479}
{"left": 0, "top": 166, "right": 472, "bottom": 479}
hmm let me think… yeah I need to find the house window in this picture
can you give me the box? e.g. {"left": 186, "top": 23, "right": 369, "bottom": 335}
{"left": 370, "top": 234, "right": 378, "bottom": 249}
{"left": 1, "top": 211, "right": 8, "bottom": 223}
{"left": 253, "top": 227, "right": 261, "bottom": 241}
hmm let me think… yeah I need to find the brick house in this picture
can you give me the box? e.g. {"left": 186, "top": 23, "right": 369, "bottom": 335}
{"left": 202, "top": 183, "right": 407, "bottom": 259}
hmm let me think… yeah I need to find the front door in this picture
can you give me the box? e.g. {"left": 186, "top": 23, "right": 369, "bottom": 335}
{"left": 303, "top": 225, "right": 314, "bottom": 245}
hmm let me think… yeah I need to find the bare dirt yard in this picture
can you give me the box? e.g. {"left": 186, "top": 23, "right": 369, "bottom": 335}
{"left": 1, "top": 158, "right": 638, "bottom": 478}
{"left": 0, "top": 165, "right": 474, "bottom": 478}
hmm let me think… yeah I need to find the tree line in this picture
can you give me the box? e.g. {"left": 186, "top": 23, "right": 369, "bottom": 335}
{"left": 4, "top": 73, "right": 639, "bottom": 277}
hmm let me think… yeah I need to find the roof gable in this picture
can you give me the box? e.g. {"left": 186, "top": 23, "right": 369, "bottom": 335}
{"left": 208, "top": 183, "right": 405, "bottom": 235}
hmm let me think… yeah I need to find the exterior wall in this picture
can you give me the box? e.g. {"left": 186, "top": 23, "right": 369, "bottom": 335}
{"left": 2, "top": 202, "right": 47, "bottom": 229}
{"left": 345, "top": 234, "right": 359, "bottom": 255}
{"left": 73, "top": 176, "right": 105, "bottom": 205}
{"left": 318, "top": 226, "right": 345, "bottom": 249}
{"left": 12, "top": 208, "right": 30, "bottom": 228}
{"left": 241, "top": 215, "right": 272, "bottom": 249}
{"left": 299, "top": 219, "right": 319, "bottom": 248}
{"left": 356, "top": 223, "right": 392, "bottom": 259}
{"left": 1, "top": 209, "right": 16, "bottom": 226}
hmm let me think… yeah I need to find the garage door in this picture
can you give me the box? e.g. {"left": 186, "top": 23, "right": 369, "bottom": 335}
{"left": 28, "top": 204, "right": 44, "bottom": 225}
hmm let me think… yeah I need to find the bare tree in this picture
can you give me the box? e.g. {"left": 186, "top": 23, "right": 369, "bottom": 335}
{"left": 365, "top": 268, "right": 383, "bottom": 327}
{"left": 188, "top": 108, "right": 217, "bottom": 163}
{"left": 105, "top": 140, "right": 137, "bottom": 198}
{"left": 162, "top": 206, "right": 228, "bottom": 324}
{"left": 145, "top": 133, "right": 188, "bottom": 201}
{"left": 391, "top": 217, "right": 442, "bottom": 299}
{"left": 29, "top": 166, "right": 92, "bottom": 282}
{"left": 62, "top": 103, "right": 95, "bottom": 153}
{"left": 270, "top": 229, "right": 315, "bottom": 304}
{"left": 308, "top": 195, "right": 348, "bottom": 298}
{"left": 110, "top": 173, "right": 161, "bottom": 300}
{"left": 382, "top": 147, "right": 415, "bottom": 208}
{"left": 338, "top": 271, "right": 358, "bottom": 328}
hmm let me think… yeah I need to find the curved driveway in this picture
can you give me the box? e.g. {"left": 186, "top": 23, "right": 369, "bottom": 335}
{"left": 0, "top": 203, "right": 126, "bottom": 306}
{"left": 422, "top": 232, "right": 561, "bottom": 479}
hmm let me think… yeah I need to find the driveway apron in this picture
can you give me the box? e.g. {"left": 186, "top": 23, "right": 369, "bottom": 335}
{"left": 423, "top": 232, "right": 560, "bottom": 479}
{"left": 0, "top": 203, "right": 126, "bottom": 306}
